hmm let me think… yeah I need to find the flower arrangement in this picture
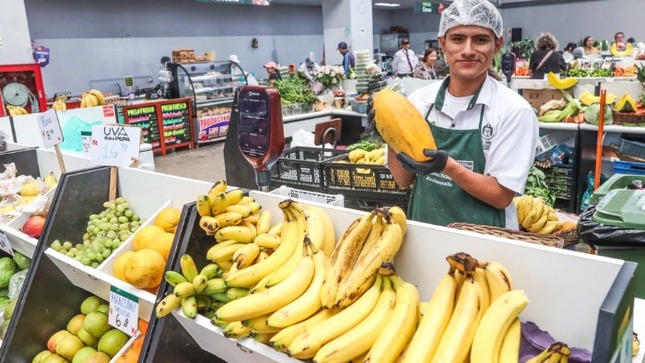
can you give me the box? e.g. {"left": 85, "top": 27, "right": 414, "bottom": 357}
{"left": 313, "top": 65, "right": 345, "bottom": 89}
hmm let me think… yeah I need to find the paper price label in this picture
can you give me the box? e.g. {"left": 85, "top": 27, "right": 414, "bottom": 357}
{"left": 38, "top": 108, "right": 64, "bottom": 148}
{"left": 109, "top": 286, "right": 139, "bottom": 336}
{"left": 89, "top": 125, "right": 141, "bottom": 167}
{"left": 0, "top": 231, "right": 14, "bottom": 256}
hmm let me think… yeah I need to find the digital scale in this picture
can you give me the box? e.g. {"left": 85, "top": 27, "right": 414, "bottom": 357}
{"left": 501, "top": 52, "right": 517, "bottom": 87}
{"left": 224, "top": 86, "right": 285, "bottom": 191}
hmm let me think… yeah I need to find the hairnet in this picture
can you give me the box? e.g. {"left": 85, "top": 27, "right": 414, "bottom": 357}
{"left": 438, "top": 0, "right": 503, "bottom": 38}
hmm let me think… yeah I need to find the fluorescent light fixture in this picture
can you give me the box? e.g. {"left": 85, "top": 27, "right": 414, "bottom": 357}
{"left": 374, "top": 2, "right": 401, "bottom": 7}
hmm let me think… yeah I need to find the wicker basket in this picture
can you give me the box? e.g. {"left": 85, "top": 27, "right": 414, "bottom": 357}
{"left": 612, "top": 110, "right": 645, "bottom": 126}
{"left": 447, "top": 222, "right": 565, "bottom": 248}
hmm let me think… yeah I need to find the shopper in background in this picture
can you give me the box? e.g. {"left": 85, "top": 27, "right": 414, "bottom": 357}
{"left": 263, "top": 61, "right": 282, "bottom": 86}
{"left": 337, "top": 42, "right": 355, "bottom": 76}
{"left": 414, "top": 48, "right": 439, "bottom": 80}
{"left": 385, "top": 0, "right": 538, "bottom": 229}
{"left": 529, "top": 32, "right": 566, "bottom": 79}
{"left": 583, "top": 36, "right": 599, "bottom": 55}
{"left": 392, "top": 39, "right": 418, "bottom": 78}
{"left": 614, "top": 31, "right": 627, "bottom": 51}
{"left": 562, "top": 42, "right": 577, "bottom": 63}
{"left": 627, "top": 37, "right": 636, "bottom": 45}
{"left": 160, "top": 56, "right": 171, "bottom": 70}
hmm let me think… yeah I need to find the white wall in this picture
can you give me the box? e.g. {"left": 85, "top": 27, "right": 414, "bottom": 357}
{"left": 0, "top": 0, "right": 33, "bottom": 64}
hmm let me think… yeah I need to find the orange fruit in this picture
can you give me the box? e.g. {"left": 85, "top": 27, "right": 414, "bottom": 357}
{"left": 113, "top": 251, "right": 135, "bottom": 281}
{"left": 124, "top": 249, "right": 166, "bottom": 289}
{"left": 146, "top": 232, "right": 175, "bottom": 261}
{"left": 154, "top": 208, "right": 181, "bottom": 233}
{"left": 561, "top": 221, "right": 576, "bottom": 231}
{"left": 132, "top": 225, "right": 165, "bottom": 251}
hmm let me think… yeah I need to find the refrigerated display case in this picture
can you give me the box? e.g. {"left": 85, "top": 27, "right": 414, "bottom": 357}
{"left": 167, "top": 61, "right": 243, "bottom": 145}
{"left": 0, "top": 63, "right": 47, "bottom": 116}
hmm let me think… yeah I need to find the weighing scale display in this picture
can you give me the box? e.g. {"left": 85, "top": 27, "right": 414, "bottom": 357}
{"left": 239, "top": 97, "right": 270, "bottom": 157}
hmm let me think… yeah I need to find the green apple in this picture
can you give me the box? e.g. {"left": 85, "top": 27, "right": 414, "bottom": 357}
{"left": 82, "top": 351, "right": 111, "bottom": 363}
{"left": 46, "top": 330, "right": 72, "bottom": 354}
{"left": 82, "top": 312, "right": 111, "bottom": 338}
{"left": 80, "top": 296, "right": 105, "bottom": 315}
{"left": 76, "top": 327, "right": 99, "bottom": 348}
{"left": 72, "top": 346, "right": 96, "bottom": 363}
{"left": 56, "top": 334, "right": 84, "bottom": 361}
{"left": 97, "top": 329, "right": 129, "bottom": 357}
{"left": 66, "top": 313, "right": 86, "bottom": 335}
{"left": 41, "top": 354, "right": 68, "bottom": 363}
{"left": 95, "top": 304, "right": 109, "bottom": 315}
{"left": 32, "top": 350, "right": 52, "bottom": 363}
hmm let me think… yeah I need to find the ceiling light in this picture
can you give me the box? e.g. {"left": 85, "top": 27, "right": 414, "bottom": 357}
{"left": 374, "top": 2, "right": 401, "bottom": 7}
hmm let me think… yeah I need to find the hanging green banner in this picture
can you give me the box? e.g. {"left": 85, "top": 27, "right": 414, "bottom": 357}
{"left": 413, "top": 2, "right": 434, "bottom": 13}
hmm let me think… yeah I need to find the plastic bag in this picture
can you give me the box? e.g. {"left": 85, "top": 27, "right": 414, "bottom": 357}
{"left": 520, "top": 321, "right": 591, "bottom": 363}
{"left": 289, "top": 129, "right": 333, "bottom": 149}
{"left": 577, "top": 204, "right": 645, "bottom": 247}
{"left": 579, "top": 172, "right": 607, "bottom": 212}
{"left": 8, "top": 269, "right": 27, "bottom": 299}
{"left": 535, "top": 144, "right": 574, "bottom": 168}
{"left": 59, "top": 116, "right": 102, "bottom": 151}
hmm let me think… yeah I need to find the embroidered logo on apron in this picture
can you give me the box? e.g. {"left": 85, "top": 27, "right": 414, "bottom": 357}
{"left": 481, "top": 122, "right": 494, "bottom": 151}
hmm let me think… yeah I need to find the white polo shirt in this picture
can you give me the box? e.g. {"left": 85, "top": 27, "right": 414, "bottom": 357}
{"left": 407, "top": 76, "right": 539, "bottom": 229}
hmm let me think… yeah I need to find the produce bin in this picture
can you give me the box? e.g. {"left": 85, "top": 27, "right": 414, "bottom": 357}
{"left": 613, "top": 160, "right": 645, "bottom": 176}
{"left": 592, "top": 173, "right": 645, "bottom": 204}
{"left": 270, "top": 147, "right": 347, "bottom": 190}
{"left": 0, "top": 147, "right": 41, "bottom": 179}
{"left": 323, "top": 153, "right": 408, "bottom": 194}
{"left": 269, "top": 185, "right": 344, "bottom": 207}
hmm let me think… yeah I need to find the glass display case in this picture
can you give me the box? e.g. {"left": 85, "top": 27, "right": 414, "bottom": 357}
{"left": 168, "top": 61, "right": 243, "bottom": 145}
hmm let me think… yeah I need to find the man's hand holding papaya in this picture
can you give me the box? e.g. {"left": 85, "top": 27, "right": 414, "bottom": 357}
{"left": 396, "top": 149, "right": 449, "bottom": 175}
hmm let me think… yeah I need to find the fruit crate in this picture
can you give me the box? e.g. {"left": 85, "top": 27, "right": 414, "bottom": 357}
{"left": 322, "top": 154, "right": 409, "bottom": 195}
{"left": 619, "top": 139, "right": 645, "bottom": 159}
{"left": 613, "top": 160, "right": 645, "bottom": 176}
{"left": 269, "top": 185, "right": 344, "bottom": 207}
{"left": 542, "top": 166, "right": 574, "bottom": 200}
{"left": 269, "top": 147, "right": 347, "bottom": 189}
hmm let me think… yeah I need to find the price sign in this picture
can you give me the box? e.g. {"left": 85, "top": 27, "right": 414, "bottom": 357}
{"left": 0, "top": 230, "right": 14, "bottom": 256}
{"left": 109, "top": 286, "right": 139, "bottom": 336}
{"left": 124, "top": 76, "right": 134, "bottom": 87}
{"left": 38, "top": 108, "right": 64, "bottom": 148}
{"left": 89, "top": 125, "right": 141, "bottom": 167}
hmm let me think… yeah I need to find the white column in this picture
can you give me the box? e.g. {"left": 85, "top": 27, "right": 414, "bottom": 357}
{"left": 322, "top": 0, "right": 373, "bottom": 67}
{"left": 0, "top": 0, "right": 34, "bottom": 64}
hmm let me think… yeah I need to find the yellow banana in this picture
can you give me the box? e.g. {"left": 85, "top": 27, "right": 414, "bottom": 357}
{"left": 225, "top": 189, "right": 245, "bottom": 206}
{"left": 88, "top": 89, "right": 106, "bottom": 105}
{"left": 267, "top": 248, "right": 327, "bottom": 328}
{"left": 522, "top": 197, "right": 545, "bottom": 230}
{"left": 203, "top": 278, "right": 228, "bottom": 294}
{"left": 195, "top": 195, "right": 212, "bottom": 217}
{"left": 223, "top": 321, "right": 250, "bottom": 339}
{"left": 226, "top": 201, "right": 299, "bottom": 288}
{"left": 473, "top": 266, "right": 490, "bottom": 312}
{"left": 349, "top": 149, "right": 367, "bottom": 163}
{"left": 471, "top": 290, "right": 529, "bottom": 363}
{"left": 365, "top": 275, "right": 418, "bottom": 363}
{"left": 431, "top": 276, "right": 484, "bottom": 363}
{"left": 87, "top": 93, "right": 100, "bottom": 107}
{"left": 242, "top": 313, "right": 281, "bottom": 334}
{"left": 304, "top": 205, "right": 336, "bottom": 256}
{"left": 287, "top": 275, "right": 383, "bottom": 360}
{"left": 216, "top": 252, "right": 314, "bottom": 322}
{"left": 498, "top": 318, "right": 521, "bottom": 363}
{"left": 254, "top": 250, "right": 270, "bottom": 264}
{"left": 239, "top": 196, "right": 256, "bottom": 205}
{"left": 181, "top": 296, "right": 198, "bottom": 319}
{"left": 314, "top": 277, "right": 395, "bottom": 363}
{"left": 164, "top": 270, "right": 188, "bottom": 287}
{"left": 199, "top": 216, "right": 220, "bottom": 235}
{"left": 180, "top": 254, "right": 199, "bottom": 282}
{"left": 401, "top": 271, "right": 457, "bottom": 363}
{"left": 244, "top": 212, "right": 260, "bottom": 224}
{"left": 335, "top": 212, "right": 402, "bottom": 308}
{"left": 215, "top": 211, "right": 244, "bottom": 228}
{"left": 215, "top": 225, "right": 255, "bottom": 243}
{"left": 233, "top": 242, "right": 260, "bottom": 269}
{"left": 321, "top": 211, "right": 375, "bottom": 308}
{"left": 265, "top": 208, "right": 306, "bottom": 288}
{"left": 485, "top": 261, "right": 514, "bottom": 304}
{"left": 241, "top": 220, "right": 257, "bottom": 239}
{"left": 195, "top": 294, "right": 213, "bottom": 310}
{"left": 210, "top": 192, "right": 229, "bottom": 215}
{"left": 206, "top": 239, "right": 244, "bottom": 261}
{"left": 207, "top": 242, "right": 245, "bottom": 264}
{"left": 269, "top": 309, "right": 335, "bottom": 352}
{"left": 217, "top": 260, "right": 234, "bottom": 271}
{"left": 537, "top": 220, "right": 562, "bottom": 235}
{"left": 525, "top": 348, "right": 553, "bottom": 363}
{"left": 254, "top": 233, "right": 281, "bottom": 249}
{"left": 547, "top": 210, "right": 559, "bottom": 221}
{"left": 192, "top": 274, "right": 208, "bottom": 294}
{"left": 173, "top": 281, "right": 196, "bottom": 298}
{"left": 529, "top": 213, "right": 549, "bottom": 234}
{"left": 225, "top": 204, "right": 253, "bottom": 218}
{"left": 251, "top": 332, "right": 275, "bottom": 344}
{"left": 155, "top": 293, "right": 183, "bottom": 318}
{"left": 302, "top": 206, "right": 330, "bottom": 255}
{"left": 200, "top": 263, "right": 221, "bottom": 279}
{"left": 255, "top": 211, "right": 272, "bottom": 235}
{"left": 247, "top": 201, "right": 262, "bottom": 214}
{"left": 225, "top": 287, "right": 249, "bottom": 300}
{"left": 268, "top": 222, "right": 283, "bottom": 237}
{"left": 208, "top": 180, "right": 228, "bottom": 200}
{"left": 387, "top": 206, "right": 407, "bottom": 236}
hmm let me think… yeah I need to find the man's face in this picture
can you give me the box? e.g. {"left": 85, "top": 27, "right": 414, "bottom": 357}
{"left": 402, "top": 42, "right": 410, "bottom": 50}
{"left": 439, "top": 25, "right": 502, "bottom": 81}
{"left": 339, "top": 48, "right": 346, "bottom": 55}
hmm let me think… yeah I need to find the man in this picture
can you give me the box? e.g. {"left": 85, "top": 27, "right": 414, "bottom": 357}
{"left": 263, "top": 61, "right": 282, "bottom": 85}
{"left": 391, "top": 39, "right": 418, "bottom": 78}
{"left": 386, "top": 0, "right": 538, "bottom": 230}
{"left": 337, "top": 42, "right": 355, "bottom": 76}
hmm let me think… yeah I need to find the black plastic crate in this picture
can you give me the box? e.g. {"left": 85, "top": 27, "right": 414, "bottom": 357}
{"left": 270, "top": 147, "right": 347, "bottom": 189}
{"left": 323, "top": 154, "right": 409, "bottom": 194}
{"left": 542, "top": 166, "right": 574, "bottom": 200}
{"left": 0, "top": 147, "right": 41, "bottom": 178}
{"left": 619, "top": 139, "right": 645, "bottom": 159}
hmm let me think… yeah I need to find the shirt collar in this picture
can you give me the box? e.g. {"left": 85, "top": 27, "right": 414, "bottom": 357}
{"left": 434, "top": 75, "right": 493, "bottom": 112}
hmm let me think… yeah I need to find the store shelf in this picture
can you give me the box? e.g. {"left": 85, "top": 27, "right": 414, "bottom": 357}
{"left": 196, "top": 97, "right": 234, "bottom": 107}
{"left": 191, "top": 85, "right": 236, "bottom": 95}
{"left": 579, "top": 123, "right": 645, "bottom": 134}
{"left": 189, "top": 74, "right": 233, "bottom": 82}
{"left": 538, "top": 122, "right": 579, "bottom": 131}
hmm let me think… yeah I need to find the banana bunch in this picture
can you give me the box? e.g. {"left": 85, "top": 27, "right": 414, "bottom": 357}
{"left": 80, "top": 89, "right": 106, "bottom": 108}
{"left": 321, "top": 206, "right": 407, "bottom": 309}
{"left": 51, "top": 97, "right": 67, "bottom": 111}
{"left": 401, "top": 252, "right": 527, "bottom": 363}
{"left": 526, "top": 342, "right": 571, "bottom": 363}
{"left": 348, "top": 147, "right": 386, "bottom": 165}
{"left": 5, "top": 105, "right": 28, "bottom": 116}
{"left": 514, "top": 195, "right": 563, "bottom": 234}
{"left": 155, "top": 253, "right": 249, "bottom": 320}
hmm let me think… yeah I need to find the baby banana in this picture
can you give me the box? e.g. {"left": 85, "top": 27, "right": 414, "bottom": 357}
{"left": 192, "top": 274, "right": 209, "bottom": 294}
{"left": 199, "top": 216, "right": 220, "bottom": 235}
{"left": 215, "top": 226, "right": 255, "bottom": 243}
{"left": 180, "top": 254, "right": 199, "bottom": 282}
{"left": 181, "top": 296, "right": 198, "bottom": 319}
{"left": 155, "top": 293, "right": 183, "bottom": 318}
{"left": 164, "top": 270, "right": 188, "bottom": 287}
{"left": 224, "top": 189, "right": 245, "bottom": 206}
{"left": 196, "top": 195, "right": 212, "bottom": 217}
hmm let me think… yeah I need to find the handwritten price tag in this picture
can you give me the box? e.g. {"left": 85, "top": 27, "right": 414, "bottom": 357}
{"left": 109, "top": 286, "right": 139, "bottom": 336}
{"left": 0, "top": 230, "right": 14, "bottom": 256}
{"left": 38, "top": 108, "right": 64, "bottom": 148}
{"left": 89, "top": 125, "right": 141, "bottom": 167}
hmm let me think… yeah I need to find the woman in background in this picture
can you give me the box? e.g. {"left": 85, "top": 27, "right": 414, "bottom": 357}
{"left": 562, "top": 42, "right": 577, "bottom": 62}
{"left": 583, "top": 36, "right": 599, "bottom": 55}
{"left": 529, "top": 32, "right": 566, "bottom": 79}
{"left": 414, "top": 48, "right": 439, "bottom": 80}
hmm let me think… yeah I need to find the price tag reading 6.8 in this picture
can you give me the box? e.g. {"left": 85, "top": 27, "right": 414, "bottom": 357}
{"left": 89, "top": 125, "right": 142, "bottom": 167}
{"left": 109, "top": 286, "right": 139, "bottom": 336}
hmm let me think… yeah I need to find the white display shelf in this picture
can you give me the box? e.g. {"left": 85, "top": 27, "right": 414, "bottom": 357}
{"left": 190, "top": 74, "right": 233, "bottom": 82}
{"left": 579, "top": 123, "right": 645, "bottom": 135}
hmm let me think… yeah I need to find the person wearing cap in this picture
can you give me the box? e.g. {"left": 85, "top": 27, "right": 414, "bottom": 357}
{"left": 337, "top": 42, "right": 355, "bottom": 76}
{"left": 384, "top": 0, "right": 538, "bottom": 229}
{"left": 263, "top": 61, "right": 282, "bottom": 86}
{"left": 392, "top": 39, "right": 419, "bottom": 78}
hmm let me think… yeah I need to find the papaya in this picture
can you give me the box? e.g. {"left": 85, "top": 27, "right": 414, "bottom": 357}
{"left": 579, "top": 90, "right": 617, "bottom": 106}
{"left": 547, "top": 72, "right": 577, "bottom": 90}
{"left": 372, "top": 88, "right": 436, "bottom": 162}
{"left": 610, "top": 43, "right": 634, "bottom": 58}
{"left": 615, "top": 93, "right": 638, "bottom": 112}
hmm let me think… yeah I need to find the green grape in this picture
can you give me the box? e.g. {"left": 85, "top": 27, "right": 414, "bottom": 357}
{"left": 119, "top": 234, "right": 129, "bottom": 242}
{"left": 118, "top": 216, "right": 129, "bottom": 223}
{"left": 51, "top": 240, "right": 62, "bottom": 251}
{"left": 83, "top": 240, "right": 91, "bottom": 248}
{"left": 63, "top": 241, "right": 73, "bottom": 250}
{"left": 75, "top": 243, "right": 84, "bottom": 249}
{"left": 66, "top": 251, "right": 75, "bottom": 258}
{"left": 116, "top": 205, "right": 125, "bottom": 213}
{"left": 121, "top": 203, "right": 130, "bottom": 210}
{"left": 87, "top": 252, "right": 96, "bottom": 260}
{"left": 106, "top": 213, "right": 115, "bottom": 220}
{"left": 130, "top": 226, "right": 138, "bottom": 233}
{"left": 108, "top": 217, "right": 117, "bottom": 224}
{"left": 103, "top": 201, "right": 110, "bottom": 208}
{"left": 91, "top": 262, "right": 99, "bottom": 268}
{"left": 112, "top": 241, "right": 121, "bottom": 249}
{"left": 132, "top": 215, "right": 140, "bottom": 222}
{"left": 92, "top": 226, "right": 101, "bottom": 235}
{"left": 115, "top": 211, "right": 123, "bottom": 217}
{"left": 99, "top": 217, "right": 108, "bottom": 224}
{"left": 95, "top": 254, "right": 104, "bottom": 263}
{"left": 83, "top": 233, "right": 90, "bottom": 241}
{"left": 81, "top": 258, "right": 91, "bottom": 266}
{"left": 89, "top": 214, "right": 99, "bottom": 220}
{"left": 104, "top": 240, "right": 113, "bottom": 248}
{"left": 106, "top": 231, "right": 116, "bottom": 239}
{"left": 86, "top": 226, "right": 93, "bottom": 233}
{"left": 124, "top": 210, "right": 134, "bottom": 218}
{"left": 69, "top": 247, "right": 78, "bottom": 255}
{"left": 108, "top": 202, "right": 116, "bottom": 209}
{"left": 102, "top": 249, "right": 111, "bottom": 258}
{"left": 109, "top": 223, "right": 118, "bottom": 230}
{"left": 115, "top": 197, "right": 126, "bottom": 204}
{"left": 119, "top": 223, "right": 129, "bottom": 231}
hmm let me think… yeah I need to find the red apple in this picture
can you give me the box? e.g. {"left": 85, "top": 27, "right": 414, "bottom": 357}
{"left": 22, "top": 215, "right": 45, "bottom": 238}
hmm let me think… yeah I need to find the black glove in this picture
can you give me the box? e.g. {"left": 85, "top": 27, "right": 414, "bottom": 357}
{"left": 396, "top": 149, "right": 449, "bottom": 175}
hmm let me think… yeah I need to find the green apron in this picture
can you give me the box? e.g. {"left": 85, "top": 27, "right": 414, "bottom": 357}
{"left": 407, "top": 78, "right": 506, "bottom": 227}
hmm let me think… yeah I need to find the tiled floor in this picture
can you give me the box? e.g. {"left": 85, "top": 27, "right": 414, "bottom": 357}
{"left": 154, "top": 142, "right": 226, "bottom": 183}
